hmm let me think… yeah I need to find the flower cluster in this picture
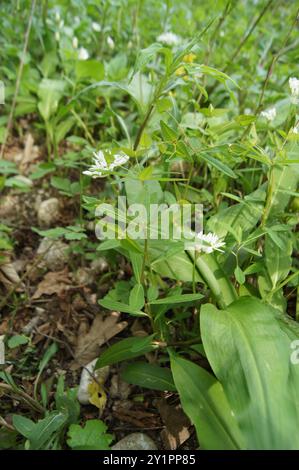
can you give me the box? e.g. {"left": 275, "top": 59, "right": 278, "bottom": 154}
{"left": 83, "top": 150, "right": 129, "bottom": 178}
{"left": 289, "top": 77, "right": 299, "bottom": 98}
{"left": 186, "top": 231, "right": 225, "bottom": 254}
{"left": 261, "top": 107, "right": 276, "bottom": 122}
{"left": 157, "top": 32, "right": 180, "bottom": 46}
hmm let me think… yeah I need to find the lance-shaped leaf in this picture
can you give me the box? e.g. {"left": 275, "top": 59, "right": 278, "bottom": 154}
{"left": 201, "top": 297, "right": 299, "bottom": 449}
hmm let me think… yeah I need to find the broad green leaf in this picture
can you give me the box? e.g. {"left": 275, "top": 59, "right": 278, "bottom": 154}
{"left": 28, "top": 412, "right": 67, "bottom": 450}
{"left": 122, "top": 362, "right": 176, "bottom": 391}
{"left": 207, "top": 185, "right": 266, "bottom": 239}
{"left": 37, "top": 79, "right": 66, "bottom": 121}
{"left": 170, "top": 354, "right": 243, "bottom": 450}
{"left": 7, "top": 335, "right": 29, "bottom": 349}
{"left": 160, "top": 120, "right": 178, "bottom": 142}
{"left": 76, "top": 60, "right": 104, "bottom": 81}
{"left": 67, "top": 420, "right": 113, "bottom": 450}
{"left": 12, "top": 415, "right": 35, "bottom": 439}
{"left": 95, "top": 335, "right": 157, "bottom": 369}
{"left": 265, "top": 231, "right": 292, "bottom": 290}
{"left": 201, "top": 297, "right": 299, "bottom": 449}
{"left": 129, "top": 252, "right": 143, "bottom": 282}
{"left": 129, "top": 284, "right": 145, "bottom": 310}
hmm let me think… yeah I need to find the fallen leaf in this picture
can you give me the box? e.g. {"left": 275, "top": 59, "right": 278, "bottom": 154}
{"left": 32, "top": 268, "right": 71, "bottom": 299}
{"left": 157, "top": 399, "right": 191, "bottom": 450}
{"left": 20, "top": 133, "right": 39, "bottom": 172}
{"left": 88, "top": 381, "right": 107, "bottom": 412}
{"left": 72, "top": 311, "right": 127, "bottom": 368}
{"left": 0, "top": 262, "right": 25, "bottom": 291}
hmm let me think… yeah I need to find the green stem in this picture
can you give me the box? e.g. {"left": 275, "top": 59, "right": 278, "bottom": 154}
{"left": 187, "top": 251, "right": 237, "bottom": 308}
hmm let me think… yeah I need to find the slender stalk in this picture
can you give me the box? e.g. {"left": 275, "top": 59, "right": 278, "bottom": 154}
{"left": 0, "top": 0, "right": 37, "bottom": 159}
{"left": 133, "top": 104, "right": 154, "bottom": 151}
{"left": 0, "top": 383, "right": 44, "bottom": 414}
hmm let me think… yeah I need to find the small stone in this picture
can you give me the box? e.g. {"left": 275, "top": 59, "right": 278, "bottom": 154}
{"left": 112, "top": 433, "right": 157, "bottom": 451}
{"left": 77, "top": 359, "right": 109, "bottom": 405}
{"left": 91, "top": 257, "right": 108, "bottom": 273}
{"left": 37, "top": 238, "right": 68, "bottom": 270}
{"left": 74, "top": 267, "right": 94, "bottom": 285}
{"left": 37, "top": 198, "right": 60, "bottom": 227}
{"left": 0, "top": 195, "right": 18, "bottom": 220}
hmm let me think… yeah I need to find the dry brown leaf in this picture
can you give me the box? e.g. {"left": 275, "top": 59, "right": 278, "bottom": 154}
{"left": 72, "top": 311, "right": 127, "bottom": 368}
{"left": 20, "top": 133, "right": 39, "bottom": 172}
{"left": 158, "top": 399, "right": 191, "bottom": 450}
{"left": 0, "top": 262, "right": 25, "bottom": 291}
{"left": 32, "top": 268, "right": 71, "bottom": 299}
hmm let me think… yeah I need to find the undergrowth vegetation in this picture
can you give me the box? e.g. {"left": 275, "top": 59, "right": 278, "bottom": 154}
{"left": 0, "top": 0, "right": 298, "bottom": 450}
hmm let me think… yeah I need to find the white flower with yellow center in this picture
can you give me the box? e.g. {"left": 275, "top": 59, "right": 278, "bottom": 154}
{"left": 83, "top": 150, "right": 129, "bottom": 178}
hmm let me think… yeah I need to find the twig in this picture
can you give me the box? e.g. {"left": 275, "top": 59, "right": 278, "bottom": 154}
{"left": 0, "top": 0, "right": 37, "bottom": 159}
{"left": 0, "top": 415, "right": 15, "bottom": 431}
{"left": 0, "top": 382, "right": 44, "bottom": 414}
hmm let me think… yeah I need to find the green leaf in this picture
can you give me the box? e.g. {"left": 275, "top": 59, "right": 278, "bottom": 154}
{"left": 129, "top": 252, "right": 143, "bottom": 283}
{"left": 95, "top": 335, "right": 157, "bottom": 369}
{"left": 129, "top": 284, "right": 145, "bottom": 310}
{"left": 67, "top": 420, "right": 113, "bottom": 450}
{"left": 37, "top": 79, "right": 66, "bottom": 121}
{"left": 149, "top": 293, "right": 203, "bottom": 305}
{"left": 160, "top": 120, "right": 178, "bottom": 142}
{"left": 122, "top": 362, "right": 176, "bottom": 391}
{"left": 207, "top": 185, "right": 266, "bottom": 239}
{"left": 99, "top": 298, "right": 147, "bottom": 317}
{"left": 12, "top": 415, "right": 35, "bottom": 439}
{"left": 234, "top": 266, "right": 245, "bottom": 285}
{"left": 76, "top": 60, "right": 104, "bottom": 81}
{"left": 28, "top": 412, "right": 67, "bottom": 450}
{"left": 201, "top": 297, "right": 299, "bottom": 449}
{"left": 170, "top": 354, "right": 243, "bottom": 449}
{"left": 197, "top": 153, "right": 237, "bottom": 178}
{"left": 8, "top": 335, "right": 29, "bottom": 349}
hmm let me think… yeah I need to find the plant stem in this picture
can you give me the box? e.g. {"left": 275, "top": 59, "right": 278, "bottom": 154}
{"left": 0, "top": 0, "right": 37, "bottom": 159}
{"left": 187, "top": 251, "right": 237, "bottom": 308}
{"left": 133, "top": 104, "right": 154, "bottom": 151}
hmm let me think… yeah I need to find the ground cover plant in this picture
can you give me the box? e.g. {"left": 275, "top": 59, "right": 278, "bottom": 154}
{"left": 0, "top": 0, "right": 298, "bottom": 451}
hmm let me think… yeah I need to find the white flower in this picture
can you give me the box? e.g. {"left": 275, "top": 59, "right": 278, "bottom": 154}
{"left": 55, "top": 31, "right": 60, "bottom": 42}
{"left": 157, "top": 32, "right": 180, "bottom": 46}
{"left": 289, "top": 77, "right": 299, "bottom": 98}
{"left": 83, "top": 150, "right": 129, "bottom": 178}
{"left": 78, "top": 47, "right": 89, "bottom": 60}
{"left": 107, "top": 36, "right": 115, "bottom": 49}
{"left": 92, "top": 22, "right": 101, "bottom": 32}
{"left": 72, "top": 36, "right": 78, "bottom": 49}
{"left": 58, "top": 19, "right": 64, "bottom": 29}
{"left": 292, "top": 123, "right": 299, "bottom": 134}
{"left": 261, "top": 107, "right": 276, "bottom": 121}
{"left": 186, "top": 231, "right": 225, "bottom": 253}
